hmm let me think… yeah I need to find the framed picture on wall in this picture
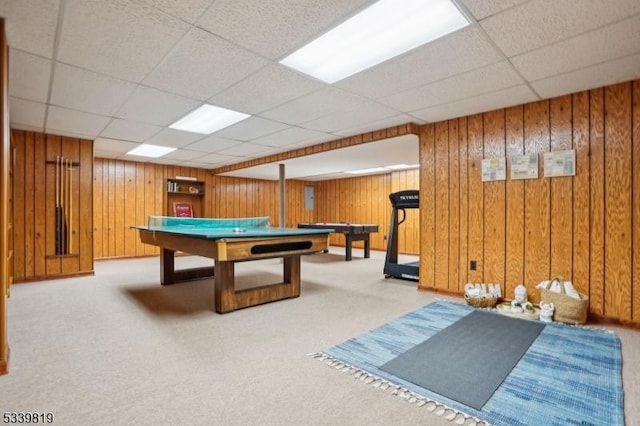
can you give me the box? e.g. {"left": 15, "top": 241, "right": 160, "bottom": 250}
{"left": 173, "top": 202, "right": 193, "bottom": 217}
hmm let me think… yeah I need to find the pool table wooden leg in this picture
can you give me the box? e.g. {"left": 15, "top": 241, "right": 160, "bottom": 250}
{"left": 214, "top": 260, "right": 236, "bottom": 313}
{"left": 160, "top": 248, "right": 215, "bottom": 285}
{"left": 283, "top": 255, "right": 301, "bottom": 295}
{"left": 160, "top": 248, "right": 176, "bottom": 284}
{"left": 214, "top": 256, "right": 302, "bottom": 314}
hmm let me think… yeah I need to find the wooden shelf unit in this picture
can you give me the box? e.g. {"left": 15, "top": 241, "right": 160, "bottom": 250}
{"left": 166, "top": 178, "right": 204, "bottom": 217}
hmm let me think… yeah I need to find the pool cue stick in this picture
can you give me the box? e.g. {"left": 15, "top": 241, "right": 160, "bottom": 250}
{"left": 58, "top": 155, "right": 65, "bottom": 255}
{"left": 65, "top": 158, "right": 69, "bottom": 254}
{"left": 55, "top": 156, "right": 60, "bottom": 254}
{"left": 68, "top": 159, "right": 73, "bottom": 254}
{"left": 61, "top": 156, "right": 67, "bottom": 254}
{"left": 61, "top": 156, "right": 65, "bottom": 254}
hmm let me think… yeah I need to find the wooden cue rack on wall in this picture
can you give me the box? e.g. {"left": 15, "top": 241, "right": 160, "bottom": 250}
{"left": 11, "top": 129, "right": 94, "bottom": 282}
{"left": 45, "top": 157, "right": 80, "bottom": 257}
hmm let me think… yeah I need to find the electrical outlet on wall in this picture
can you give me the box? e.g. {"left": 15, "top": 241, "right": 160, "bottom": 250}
{"left": 470, "top": 260, "right": 477, "bottom": 271}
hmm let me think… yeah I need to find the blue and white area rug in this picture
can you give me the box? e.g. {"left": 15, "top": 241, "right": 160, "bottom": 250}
{"left": 310, "top": 300, "right": 624, "bottom": 425}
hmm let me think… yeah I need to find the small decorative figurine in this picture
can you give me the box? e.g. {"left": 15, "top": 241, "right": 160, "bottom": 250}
{"left": 540, "top": 302, "right": 555, "bottom": 322}
{"left": 510, "top": 284, "right": 529, "bottom": 313}
{"left": 514, "top": 285, "right": 528, "bottom": 303}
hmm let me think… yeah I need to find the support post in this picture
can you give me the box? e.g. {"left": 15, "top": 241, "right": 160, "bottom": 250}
{"left": 279, "top": 164, "right": 285, "bottom": 228}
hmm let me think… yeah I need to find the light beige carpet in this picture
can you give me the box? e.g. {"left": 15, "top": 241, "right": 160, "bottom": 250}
{"left": 1, "top": 248, "right": 638, "bottom": 426}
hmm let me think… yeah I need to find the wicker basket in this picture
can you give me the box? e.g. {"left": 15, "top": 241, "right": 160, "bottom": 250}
{"left": 464, "top": 294, "right": 498, "bottom": 308}
{"left": 539, "top": 276, "right": 588, "bottom": 324}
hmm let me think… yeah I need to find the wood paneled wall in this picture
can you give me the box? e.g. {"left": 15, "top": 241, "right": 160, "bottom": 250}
{"left": 93, "top": 160, "right": 209, "bottom": 259}
{"left": 92, "top": 158, "right": 421, "bottom": 258}
{"left": 208, "top": 175, "right": 315, "bottom": 226}
{"left": 210, "top": 175, "right": 272, "bottom": 223}
{"left": 11, "top": 130, "right": 93, "bottom": 282}
{"left": 391, "top": 170, "right": 420, "bottom": 255}
{"left": 314, "top": 169, "right": 419, "bottom": 254}
{"left": 419, "top": 80, "right": 640, "bottom": 324}
{"left": 92, "top": 161, "right": 317, "bottom": 259}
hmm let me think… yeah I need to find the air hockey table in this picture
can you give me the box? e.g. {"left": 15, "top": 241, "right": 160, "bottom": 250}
{"left": 297, "top": 222, "right": 379, "bottom": 261}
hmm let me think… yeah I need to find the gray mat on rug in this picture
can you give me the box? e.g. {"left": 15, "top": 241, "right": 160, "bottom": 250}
{"left": 380, "top": 309, "right": 545, "bottom": 410}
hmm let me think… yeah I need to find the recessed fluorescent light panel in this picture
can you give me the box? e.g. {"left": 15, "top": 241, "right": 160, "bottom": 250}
{"left": 169, "top": 104, "right": 250, "bottom": 135}
{"left": 127, "top": 144, "right": 176, "bottom": 158}
{"left": 280, "top": 0, "right": 470, "bottom": 83}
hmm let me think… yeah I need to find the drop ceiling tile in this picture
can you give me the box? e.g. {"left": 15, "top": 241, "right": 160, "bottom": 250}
{"left": 258, "top": 146, "right": 286, "bottom": 156}
{"left": 253, "top": 127, "right": 330, "bottom": 148}
{"left": 143, "top": 128, "right": 204, "bottom": 148}
{"left": 120, "top": 153, "right": 153, "bottom": 163}
{"left": 213, "top": 116, "right": 289, "bottom": 141}
{"left": 194, "top": 153, "right": 240, "bottom": 165}
{"left": 218, "top": 142, "right": 273, "bottom": 157}
{"left": 8, "top": 50, "right": 51, "bottom": 102}
{"left": 512, "top": 14, "right": 640, "bottom": 81}
{"left": 182, "top": 135, "right": 242, "bottom": 153}
{"left": 139, "top": 0, "right": 215, "bottom": 24}
{"left": 196, "top": 0, "right": 371, "bottom": 59}
{"left": 149, "top": 158, "right": 183, "bottom": 166}
{"left": 46, "top": 105, "right": 111, "bottom": 138}
{"left": 531, "top": 53, "right": 640, "bottom": 100}
{"left": 142, "top": 27, "right": 269, "bottom": 100}
{"left": 411, "top": 85, "right": 538, "bottom": 123}
{"left": 209, "top": 64, "right": 325, "bottom": 115}
{"left": 50, "top": 63, "right": 137, "bottom": 116}
{"left": 57, "top": 0, "right": 189, "bottom": 82}
{"left": 114, "top": 86, "right": 201, "bottom": 126}
{"left": 481, "top": 0, "right": 640, "bottom": 57}
{"left": 99, "top": 119, "right": 162, "bottom": 142}
{"left": 262, "top": 87, "right": 374, "bottom": 125}
{"left": 337, "top": 26, "right": 504, "bottom": 100}
{"left": 9, "top": 97, "right": 47, "bottom": 130}
{"left": 184, "top": 161, "right": 215, "bottom": 169}
{"left": 381, "top": 61, "right": 524, "bottom": 112}
{"left": 302, "top": 102, "right": 400, "bottom": 133}
{"left": 460, "top": 0, "right": 528, "bottom": 20}
{"left": 161, "top": 149, "right": 207, "bottom": 161}
{"left": 0, "top": 0, "right": 60, "bottom": 58}
{"left": 93, "top": 137, "right": 139, "bottom": 154}
{"left": 210, "top": 159, "right": 244, "bottom": 167}
{"left": 333, "top": 114, "right": 425, "bottom": 137}
{"left": 282, "top": 137, "right": 335, "bottom": 150}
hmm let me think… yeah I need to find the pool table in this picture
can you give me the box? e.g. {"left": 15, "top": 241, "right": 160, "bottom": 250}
{"left": 133, "top": 216, "right": 331, "bottom": 313}
{"left": 297, "top": 222, "right": 379, "bottom": 261}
